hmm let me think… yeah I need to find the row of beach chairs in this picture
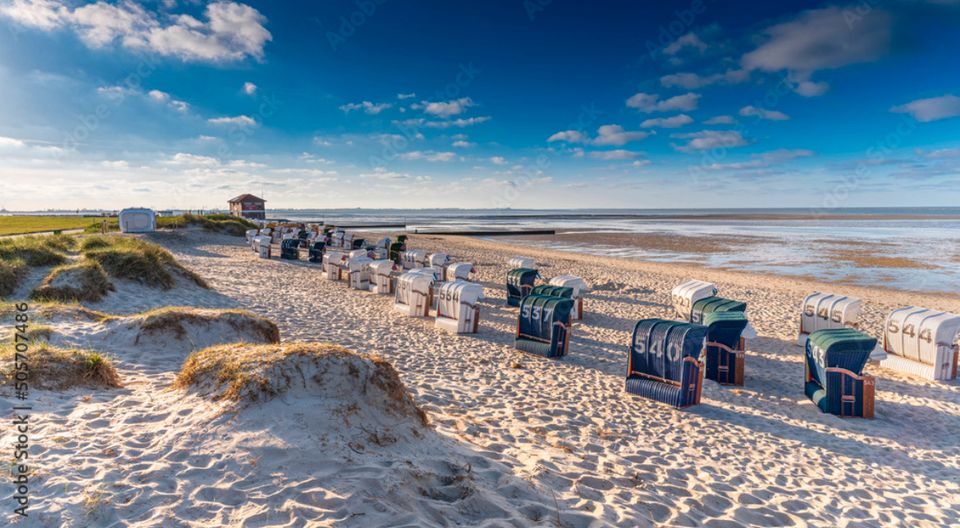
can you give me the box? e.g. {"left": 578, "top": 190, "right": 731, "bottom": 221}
{"left": 247, "top": 227, "right": 960, "bottom": 419}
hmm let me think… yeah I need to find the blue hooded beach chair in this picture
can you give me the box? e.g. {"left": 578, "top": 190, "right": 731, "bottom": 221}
{"left": 308, "top": 241, "right": 325, "bottom": 263}
{"left": 530, "top": 284, "right": 573, "bottom": 300}
{"left": 280, "top": 238, "right": 300, "bottom": 260}
{"left": 805, "top": 328, "right": 877, "bottom": 418}
{"left": 703, "top": 311, "right": 749, "bottom": 385}
{"left": 506, "top": 268, "right": 541, "bottom": 307}
{"left": 690, "top": 296, "right": 747, "bottom": 324}
{"left": 626, "top": 319, "right": 707, "bottom": 408}
{"left": 515, "top": 294, "right": 574, "bottom": 358}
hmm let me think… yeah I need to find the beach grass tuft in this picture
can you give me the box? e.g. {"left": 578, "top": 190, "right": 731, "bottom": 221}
{"left": 174, "top": 343, "right": 429, "bottom": 425}
{"left": 81, "top": 236, "right": 208, "bottom": 289}
{"left": 31, "top": 260, "right": 114, "bottom": 302}
{"left": 0, "top": 259, "right": 29, "bottom": 297}
{"left": 0, "top": 343, "right": 121, "bottom": 390}
{"left": 129, "top": 306, "right": 280, "bottom": 343}
{"left": 0, "top": 235, "right": 74, "bottom": 267}
{"left": 183, "top": 213, "right": 258, "bottom": 237}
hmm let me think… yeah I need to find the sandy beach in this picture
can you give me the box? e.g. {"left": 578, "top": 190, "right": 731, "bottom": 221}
{"left": 3, "top": 228, "right": 959, "bottom": 527}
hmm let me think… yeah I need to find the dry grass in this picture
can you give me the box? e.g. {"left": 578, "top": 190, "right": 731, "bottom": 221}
{"left": 128, "top": 307, "right": 280, "bottom": 343}
{"left": 0, "top": 258, "right": 28, "bottom": 297}
{"left": 174, "top": 343, "right": 428, "bottom": 425}
{"left": 0, "top": 343, "right": 121, "bottom": 390}
{"left": 31, "top": 260, "right": 114, "bottom": 302}
{"left": 183, "top": 213, "right": 258, "bottom": 237}
{"left": 0, "top": 235, "right": 73, "bottom": 267}
{"left": 80, "top": 235, "right": 208, "bottom": 289}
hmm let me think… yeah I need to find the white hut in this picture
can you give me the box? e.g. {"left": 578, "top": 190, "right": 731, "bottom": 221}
{"left": 508, "top": 256, "right": 536, "bottom": 269}
{"left": 797, "top": 292, "right": 862, "bottom": 347}
{"left": 881, "top": 307, "right": 960, "bottom": 381}
{"left": 322, "top": 250, "right": 346, "bottom": 280}
{"left": 346, "top": 255, "right": 373, "bottom": 290}
{"left": 118, "top": 208, "right": 156, "bottom": 233}
{"left": 445, "top": 262, "right": 475, "bottom": 282}
{"left": 549, "top": 275, "right": 589, "bottom": 320}
{"left": 369, "top": 260, "right": 397, "bottom": 294}
{"left": 435, "top": 280, "right": 484, "bottom": 334}
{"left": 394, "top": 271, "right": 434, "bottom": 316}
{"left": 401, "top": 250, "right": 427, "bottom": 270}
{"left": 671, "top": 279, "right": 718, "bottom": 321}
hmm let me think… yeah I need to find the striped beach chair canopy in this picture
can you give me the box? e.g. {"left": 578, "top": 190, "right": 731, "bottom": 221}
{"left": 515, "top": 294, "right": 574, "bottom": 358}
{"left": 626, "top": 319, "right": 707, "bottom": 408}
{"left": 671, "top": 279, "right": 717, "bottom": 321}
{"left": 881, "top": 307, "right": 960, "bottom": 381}
{"left": 805, "top": 328, "right": 878, "bottom": 417}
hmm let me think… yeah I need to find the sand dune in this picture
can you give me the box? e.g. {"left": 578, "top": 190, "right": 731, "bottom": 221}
{"left": 3, "top": 229, "right": 959, "bottom": 526}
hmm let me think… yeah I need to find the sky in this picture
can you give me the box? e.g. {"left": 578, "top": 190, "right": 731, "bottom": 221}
{"left": 0, "top": 0, "right": 959, "bottom": 211}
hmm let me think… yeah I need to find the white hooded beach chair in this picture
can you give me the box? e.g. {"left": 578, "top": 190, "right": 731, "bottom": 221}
{"left": 369, "top": 260, "right": 398, "bottom": 294}
{"left": 394, "top": 271, "right": 435, "bottom": 316}
{"left": 671, "top": 279, "right": 718, "bottom": 321}
{"left": 245, "top": 229, "right": 258, "bottom": 244}
{"left": 254, "top": 235, "right": 272, "bottom": 259}
{"left": 445, "top": 262, "right": 475, "bottom": 282}
{"left": 508, "top": 256, "right": 536, "bottom": 269}
{"left": 549, "top": 275, "right": 589, "bottom": 320}
{"left": 881, "top": 307, "right": 960, "bottom": 381}
{"left": 401, "top": 250, "right": 427, "bottom": 270}
{"left": 427, "top": 252, "right": 449, "bottom": 275}
{"left": 797, "top": 292, "right": 863, "bottom": 347}
{"left": 323, "top": 250, "right": 346, "bottom": 280}
{"left": 346, "top": 255, "right": 373, "bottom": 290}
{"left": 435, "top": 280, "right": 484, "bottom": 334}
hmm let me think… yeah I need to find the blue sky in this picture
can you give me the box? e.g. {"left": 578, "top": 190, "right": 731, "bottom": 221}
{"left": 0, "top": 0, "right": 959, "bottom": 210}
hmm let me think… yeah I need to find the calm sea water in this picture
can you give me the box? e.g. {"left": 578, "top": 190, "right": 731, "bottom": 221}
{"left": 258, "top": 208, "right": 960, "bottom": 295}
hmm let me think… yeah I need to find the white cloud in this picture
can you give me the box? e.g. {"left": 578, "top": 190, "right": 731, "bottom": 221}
{"left": 707, "top": 149, "right": 814, "bottom": 170}
{"left": 0, "top": 136, "right": 27, "bottom": 148}
{"left": 672, "top": 130, "right": 748, "bottom": 151}
{"left": 299, "top": 152, "right": 333, "bottom": 164}
{"left": 339, "top": 100, "right": 391, "bottom": 114}
{"left": 591, "top": 124, "right": 650, "bottom": 146}
{"left": 663, "top": 32, "right": 707, "bottom": 56}
{"left": 147, "top": 89, "right": 189, "bottom": 112}
{"left": 0, "top": 1, "right": 272, "bottom": 63}
{"left": 96, "top": 85, "right": 133, "bottom": 99}
{"left": 590, "top": 150, "right": 640, "bottom": 160}
{"left": 739, "top": 105, "right": 789, "bottom": 121}
{"left": 452, "top": 140, "right": 474, "bottom": 148}
{"left": 168, "top": 152, "right": 219, "bottom": 166}
{"left": 400, "top": 151, "right": 456, "bottom": 162}
{"left": 397, "top": 92, "right": 416, "bottom": 100}
{"left": 891, "top": 95, "right": 960, "bottom": 122}
{"left": 660, "top": 69, "right": 748, "bottom": 89}
{"left": 418, "top": 97, "right": 474, "bottom": 117}
{"left": 208, "top": 115, "right": 256, "bottom": 126}
{"left": 243, "top": 81, "right": 257, "bottom": 95}
{"left": 489, "top": 156, "right": 507, "bottom": 165}
{"left": 741, "top": 6, "right": 892, "bottom": 97}
{"left": 398, "top": 116, "right": 491, "bottom": 129}
{"left": 626, "top": 92, "right": 700, "bottom": 113}
{"left": 704, "top": 115, "right": 735, "bottom": 125}
{"left": 640, "top": 114, "right": 693, "bottom": 128}
{"left": 547, "top": 130, "right": 587, "bottom": 143}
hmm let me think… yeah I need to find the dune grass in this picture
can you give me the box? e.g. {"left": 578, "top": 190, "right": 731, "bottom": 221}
{"left": 0, "top": 235, "right": 73, "bottom": 267}
{"left": 81, "top": 236, "right": 207, "bottom": 289}
{"left": 31, "top": 260, "right": 114, "bottom": 302}
{"left": 0, "top": 343, "right": 121, "bottom": 390}
{"left": 128, "top": 306, "right": 280, "bottom": 343}
{"left": 173, "top": 343, "right": 428, "bottom": 426}
{"left": 182, "top": 213, "right": 258, "bottom": 236}
{"left": 0, "top": 259, "right": 28, "bottom": 297}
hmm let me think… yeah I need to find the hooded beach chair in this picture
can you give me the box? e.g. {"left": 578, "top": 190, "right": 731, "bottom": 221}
{"left": 322, "top": 250, "right": 346, "bottom": 280}
{"left": 506, "top": 268, "right": 541, "bottom": 307}
{"left": 805, "top": 328, "right": 878, "bottom": 418}
{"left": 308, "top": 241, "right": 325, "bottom": 263}
{"left": 531, "top": 284, "right": 573, "bottom": 301}
{"left": 626, "top": 319, "right": 707, "bottom": 408}
{"left": 690, "top": 296, "right": 746, "bottom": 324}
{"left": 508, "top": 256, "right": 536, "bottom": 269}
{"left": 389, "top": 235, "right": 408, "bottom": 263}
{"left": 880, "top": 307, "right": 960, "bottom": 381}
{"left": 394, "top": 270, "right": 435, "bottom": 316}
{"left": 514, "top": 294, "right": 574, "bottom": 358}
{"left": 346, "top": 255, "right": 373, "bottom": 290}
{"left": 671, "top": 279, "right": 717, "bottom": 320}
{"left": 435, "top": 280, "right": 484, "bottom": 334}
{"left": 797, "top": 292, "right": 862, "bottom": 347}
{"left": 401, "top": 249, "right": 427, "bottom": 270}
{"left": 369, "top": 260, "right": 398, "bottom": 294}
{"left": 280, "top": 238, "right": 300, "bottom": 260}
{"left": 427, "top": 252, "right": 448, "bottom": 276}
{"left": 549, "top": 275, "right": 588, "bottom": 320}
{"left": 703, "top": 312, "right": 749, "bottom": 385}
{"left": 445, "top": 262, "right": 475, "bottom": 282}
{"left": 254, "top": 235, "right": 272, "bottom": 259}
